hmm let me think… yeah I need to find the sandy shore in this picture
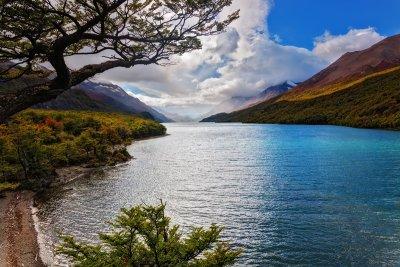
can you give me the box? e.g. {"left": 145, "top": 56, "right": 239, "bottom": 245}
{"left": 0, "top": 191, "right": 44, "bottom": 267}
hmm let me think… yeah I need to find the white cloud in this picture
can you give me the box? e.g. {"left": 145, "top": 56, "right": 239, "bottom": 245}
{"left": 99, "top": 0, "right": 326, "bottom": 115}
{"left": 66, "top": 1, "right": 386, "bottom": 118}
{"left": 197, "top": 39, "right": 326, "bottom": 101}
{"left": 313, "top": 28, "right": 385, "bottom": 63}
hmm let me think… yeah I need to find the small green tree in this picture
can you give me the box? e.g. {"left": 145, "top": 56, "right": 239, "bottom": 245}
{"left": 57, "top": 202, "right": 241, "bottom": 266}
{"left": 101, "top": 126, "right": 123, "bottom": 150}
{"left": 75, "top": 129, "right": 96, "bottom": 158}
{"left": 12, "top": 124, "right": 54, "bottom": 185}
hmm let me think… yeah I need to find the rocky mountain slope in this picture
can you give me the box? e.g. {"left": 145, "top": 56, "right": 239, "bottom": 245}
{"left": 35, "top": 81, "right": 172, "bottom": 122}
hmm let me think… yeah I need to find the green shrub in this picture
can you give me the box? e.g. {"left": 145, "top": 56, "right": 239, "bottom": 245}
{"left": 58, "top": 202, "right": 241, "bottom": 266}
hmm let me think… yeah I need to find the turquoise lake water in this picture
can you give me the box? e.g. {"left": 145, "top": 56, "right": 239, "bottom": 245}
{"left": 37, "top": 123, "right": 400, "bottom": 266}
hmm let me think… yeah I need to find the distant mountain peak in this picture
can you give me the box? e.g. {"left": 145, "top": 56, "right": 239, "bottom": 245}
{"left": 35, "top": 80, "right": 173, "bottom": 122}
{"left": 202, "top": 80, "right": 296, "bottom": 119}
{"left": 286, "top": 80, "right": 297, "bottom": 87}
{"left": 241, "top": 81, "right": 297, "bottom": 109}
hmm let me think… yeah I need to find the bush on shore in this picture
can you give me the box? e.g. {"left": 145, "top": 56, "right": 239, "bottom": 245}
{"left": 0, "top": 109, "right": 166, "bottom": 191}
{"left": 58, "top": 202, "right": 241, "bottom": 266}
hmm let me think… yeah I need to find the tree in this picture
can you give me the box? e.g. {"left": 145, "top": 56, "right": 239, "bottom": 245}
{"left": 12, "top": 124, "right": 54, "bottom": 188}
{"left": 0, "top": 0, "right": 239, "bottom": 122}
{"left": 101, "top": 125, "right": 122, "bottom": 149}
{"left": 75, "top": 129, "right": 96, "bottom": 157}
{"left": 57, "top": 202, "right": 242, "bottom": 266}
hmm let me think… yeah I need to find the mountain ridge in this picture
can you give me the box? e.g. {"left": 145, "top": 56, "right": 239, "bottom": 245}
{"left": 35, "top": 81, "right": 173, "bottom": 122}
{"left": 201, "top": 34, "right": 400, "bottom": 129}
{"left": 282, "top": 34, "right": 400, "bottom": 101}
{"left": 202, "top": 81, "right": 296, "bottom": 119}
{"left": 201, "top": 66, "right": 400, "bottom": 129}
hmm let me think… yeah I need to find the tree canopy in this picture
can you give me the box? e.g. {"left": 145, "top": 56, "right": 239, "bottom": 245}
{"left": 0, "top": 109, "right": 166, "bottom": 190}
{"left": 0, "top": 0, "right": 239, "bottom": 122}
{"left": 57, "top": 202, "right": 242, "bottom": 266}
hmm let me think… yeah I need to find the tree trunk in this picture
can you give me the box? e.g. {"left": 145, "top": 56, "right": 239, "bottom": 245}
{"left": 0, "top": 59, "right": 137, "bottom": 123}
{"left": 0, "top": 81, "right": 67, "bottom": 123}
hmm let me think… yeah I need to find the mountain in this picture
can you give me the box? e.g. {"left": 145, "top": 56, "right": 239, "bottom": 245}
{"left": 281, "top": 34, "right": 400, "bottom": 101}
{"left": 201, "top": 112, "right": 229, "bottom": 123}
{"left": 158, "top": 110, "right": 198, "bottom": 122}
{"left": 202, "top": 34, "right": 400, "bottom": 130}
{"left": 35, "top": 81, "right": 173, "bottom": 122}
{"left": 0, "top": 62, "right": 172, "bottom": 122}
{"left": 202, "top": 81, "right": 296, "bottom": 119}
{"left": 203, "top": 96, "right": 252, "bottom": 117}
{"left": 241, "top": 81, "right": 296, "bottom": 108}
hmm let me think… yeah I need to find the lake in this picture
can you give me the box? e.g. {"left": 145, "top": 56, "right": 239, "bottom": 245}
{"left": 36, "top": 123, "right": 400, "bottom": 266}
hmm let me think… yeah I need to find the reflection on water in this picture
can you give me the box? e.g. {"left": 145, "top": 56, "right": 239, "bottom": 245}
{"left": 37, "top": 123, "right": 400, "bottom": 266}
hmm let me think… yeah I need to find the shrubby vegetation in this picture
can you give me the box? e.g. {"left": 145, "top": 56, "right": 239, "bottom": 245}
{"left": 0, "top": 181, "right": 19, "bottom": 196}
{"left": 0, "top": 109, "right": 166, "bottom": 191}
{"left": 58, "top": 202, "right": 241, "bottom": 266}
{"left": 209, "top": 67, "right": 400, "bottom": 130}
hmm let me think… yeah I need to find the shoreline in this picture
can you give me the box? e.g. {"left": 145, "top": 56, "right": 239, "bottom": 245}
{"left": 0, "top": 191, "right": 44, "bottom": 267}
{"left": 0, "top": 133, "right": 169, "bottom": 266}
{"left": 134, "top": 133, "right": 170, "bottom": 141}
{"left": 200, "top": 121, "right": 400, "bottom": 132}
{"left": 51, "top": 134, "right": 169, "bottom": 188}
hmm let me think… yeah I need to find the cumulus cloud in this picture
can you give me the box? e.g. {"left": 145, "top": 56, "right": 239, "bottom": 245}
{"left": 313, "top": 28, "right": 385, "bottom": 63}
{"left": 68, "top": 1, "right": 386, "bottom": 119}
{"left": 99, "top": 0, "right": 325, "bottom": 113}
{"left": 197, "top": 40, "right": 327, "bottom": 101}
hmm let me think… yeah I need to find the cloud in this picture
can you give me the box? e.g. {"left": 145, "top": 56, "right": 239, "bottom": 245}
{"left": 66, "top": 1, "right": 386, "bottom": 118}
{"left": 100, "top": 0, "right": 325, "bottom": 112}
{"left": 313, "top": 28, "right": 385, "bottom": 63}
{"left": 197, "top": 39, "right": 327, "bottom": 101}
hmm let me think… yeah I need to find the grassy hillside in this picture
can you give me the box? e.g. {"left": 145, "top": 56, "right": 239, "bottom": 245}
{"left": 209, "top": 67, "right": 400, "bottom": 130}
{"left": 280, "top": 66, "right": 400, "bottom": 101}
{"left": 0, "top": 109, "right": 166, "bottom": 191}
{"left": 286, "top": 34, "right": 400, "bottom": 97}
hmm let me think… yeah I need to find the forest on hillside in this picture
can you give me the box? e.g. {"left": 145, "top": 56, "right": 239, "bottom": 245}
{"left": 0, "top": 110, "right": 166, "bottom": 192}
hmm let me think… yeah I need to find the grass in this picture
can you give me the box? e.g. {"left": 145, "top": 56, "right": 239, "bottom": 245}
{"left": 0, "top": 182, "right": 20, "bottom": 193}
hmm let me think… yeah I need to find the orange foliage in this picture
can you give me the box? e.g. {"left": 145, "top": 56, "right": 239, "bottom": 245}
{"left": 43, "top": 117, "right": 64, "bottom": 130}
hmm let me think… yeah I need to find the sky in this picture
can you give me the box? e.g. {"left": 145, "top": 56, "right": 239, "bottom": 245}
{"left": 268, "top": 0, "right": 400, "bottom": 49}
{"left": 86, "top": 0, "right": 399, "bottom": 120}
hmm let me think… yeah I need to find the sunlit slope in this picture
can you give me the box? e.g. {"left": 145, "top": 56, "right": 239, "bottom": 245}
{"left": 282, "top": 34, "right": 400, "bottom": 102}
{"left": 211, "top": 67, "right": 400, "bottom": 129}
{"left": 281, "top": 66, "right": 400, "bottom": 101}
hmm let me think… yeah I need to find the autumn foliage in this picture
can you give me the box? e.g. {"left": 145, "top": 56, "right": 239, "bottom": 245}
{"left": 0, "top": 109, "right": 166, "bottom": 190}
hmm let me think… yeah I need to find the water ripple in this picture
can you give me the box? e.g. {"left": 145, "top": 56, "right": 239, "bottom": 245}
{"left": 37, "top": 123, "right": 400, "bottom": 266}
